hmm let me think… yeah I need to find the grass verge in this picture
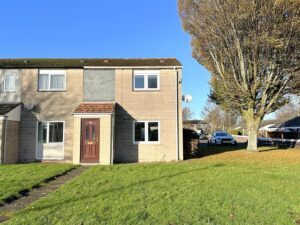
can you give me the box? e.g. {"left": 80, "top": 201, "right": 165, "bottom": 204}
{"left": 5, "top": 148, "right": 300, "bottom": 225}
{"left": 0, "top": 163, "right": 76, "bottom": 205}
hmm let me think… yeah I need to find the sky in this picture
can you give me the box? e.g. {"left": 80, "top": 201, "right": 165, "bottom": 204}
{"left": 0, "top": 0, "right": 211, "bottom": 119}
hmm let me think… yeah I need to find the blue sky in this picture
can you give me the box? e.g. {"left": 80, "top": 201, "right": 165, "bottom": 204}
{"left": 0, "top": 0, "right": 211, "bottom": 118}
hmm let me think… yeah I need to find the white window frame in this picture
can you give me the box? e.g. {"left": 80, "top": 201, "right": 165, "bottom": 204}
{"left": 133, "top": 70, "right": 160, "bottom": 91}
{"left": 133, "top": 121, "right": 160, "bottom": 144}
{"left": 38, "top": 70, "right": 66, "bottom": 91}
{"left": 4, "top": 72, "right": 16, "bottom": 92}
{"left": 37, "top": 121, "right": 65, "bottom": 144}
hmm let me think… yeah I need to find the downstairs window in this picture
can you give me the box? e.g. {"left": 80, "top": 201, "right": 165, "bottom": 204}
{"left": 133, "top": 121, "right": 160, "bottom": 143}
{"left": 38, "top": 121, "right": 64, "bottom": 143}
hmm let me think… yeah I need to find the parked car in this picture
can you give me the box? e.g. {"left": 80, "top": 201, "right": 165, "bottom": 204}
{"left": 208, "top": 131, "right": 236, "bottom": 145}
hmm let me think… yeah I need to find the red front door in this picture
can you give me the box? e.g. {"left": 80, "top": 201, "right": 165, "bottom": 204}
{"left": 81, "top": 119, "right": 99, "bottom": 163}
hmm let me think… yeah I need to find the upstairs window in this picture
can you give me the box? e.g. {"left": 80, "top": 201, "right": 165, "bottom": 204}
{"left": 133, "top": 70, "right": 160, "bottom": 91}
{"left": 4, "top": 72, "right": 16, "bottom": 92}
{"left": 38, "top": 70, "right": 66, "bottom": 91}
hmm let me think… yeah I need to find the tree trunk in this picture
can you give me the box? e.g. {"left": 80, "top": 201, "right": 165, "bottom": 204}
{"left": 243, "top": 110, "right": 262, "bottom": 152}
{"left": 247, "top": 121, "right": 259, "bottom": 151}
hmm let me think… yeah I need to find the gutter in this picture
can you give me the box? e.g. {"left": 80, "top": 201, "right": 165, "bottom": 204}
{"left": 84, "top": 66, "right": 183, "bottom": 69}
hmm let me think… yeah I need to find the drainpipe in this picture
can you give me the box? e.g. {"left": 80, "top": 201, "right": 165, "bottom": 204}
{"left": 110, "top": 113, "right": 115, "bottom": 165}
{"left": 175, "top": 68, "right": 180, "bottom": 161}
{"left": 0, "top": 116, "right": 8, "bottom": 164}
{"left": 0, "top": 116, "right": 3, "bottom": 164}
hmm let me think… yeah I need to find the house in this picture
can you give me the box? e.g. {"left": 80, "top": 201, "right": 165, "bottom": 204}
{"left": 261, "top": 117, "right": 300, "bottom": 139}
{"left": 183, "top": 120, "right": 209, "bottom": 134}
{"left": 0, "top": 58, "right": 183, "bottom": 164}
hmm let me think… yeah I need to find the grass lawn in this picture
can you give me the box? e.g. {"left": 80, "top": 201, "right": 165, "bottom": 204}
{"left": 0, "top": 163, "right": 76, "bottom": 204}
{"left": 5, "top": 147, "right": 300, "bottom": 225}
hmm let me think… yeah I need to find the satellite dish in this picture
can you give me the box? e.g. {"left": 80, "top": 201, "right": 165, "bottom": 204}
{"left": 182, "top": 95, "right": 192, "bottom": 103}
{"left": 25, "top": 103, "right": 35, "bottom": 110}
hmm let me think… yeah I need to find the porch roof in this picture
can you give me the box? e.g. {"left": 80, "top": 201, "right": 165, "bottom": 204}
{"left": 74, "top": 103, "right": 115, "bottom": 114}
{"left": 0, "top": 103, "right": 21, "bottom": 115}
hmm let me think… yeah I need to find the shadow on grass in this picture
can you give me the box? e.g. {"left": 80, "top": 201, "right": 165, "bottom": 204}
{"left": 197, "top": 142, "right": 247, "bottom": 158}
{"left": 197, "top": 141, "right": 290, "bottom": 158}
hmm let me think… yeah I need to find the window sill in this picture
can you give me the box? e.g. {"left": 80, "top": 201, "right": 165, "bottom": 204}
{"left": 133, "top": 89, "right": 160, "bottom": 92}
{"left": 133, "top": 142, "right": 160, "bottom": 145}
{"left": 36, "top": 157, "right": 64, "bottom": 160}
{"left": 38, "top": 90, "right": 66, "bottom": 92}
{"left": 38, "top": 142, "right": 64, "bottom": 145}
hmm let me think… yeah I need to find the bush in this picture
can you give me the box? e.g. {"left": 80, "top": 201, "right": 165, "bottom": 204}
{"left": 183, "top": 129, "right": 199, "bottom": 159}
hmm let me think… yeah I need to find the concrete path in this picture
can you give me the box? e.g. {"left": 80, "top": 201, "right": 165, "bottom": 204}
{"left": 0, "top": 166, "right": 89, "bottom": 222}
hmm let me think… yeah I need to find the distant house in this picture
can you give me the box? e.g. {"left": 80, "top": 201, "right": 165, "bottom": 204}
{"left": 183, "top": 120, "right": 209, "bottom": 133}
{"left": 260, "top": 117, "right": 300, "bottom": 139}
{"left": 258, "top": 119, "right": 282, "bottom": 138}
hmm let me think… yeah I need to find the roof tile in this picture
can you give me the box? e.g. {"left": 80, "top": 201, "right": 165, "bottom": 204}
{"left": 74, "top": 103, "right": 115, "bottom": 114}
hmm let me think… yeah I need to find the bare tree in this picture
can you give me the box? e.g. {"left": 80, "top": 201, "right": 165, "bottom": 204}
{"left": 179, "top": 0, "right": 300, "bottom": 151}
{"left": 201, "top": 100, "right": 240, "bottom": 132}
{"left": 183, "top": 107, "right": 194, "bottom": 121}
{"left": 275, "top": 95, "right": 300, "bottom": 120}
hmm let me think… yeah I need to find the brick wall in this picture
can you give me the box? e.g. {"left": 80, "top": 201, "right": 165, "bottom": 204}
{"left": 114, "top": 69, "right": 182, "bottom": 163}
{"left": 99, "top": 116, "right": 112, "bottom": 165}
{"left": 0, "top": 119, "right": 4, "bottom": 163}
{"left": 5, "top": 120, "right": 20, "bottom": 164}
{"left": 20, "top": 69, "right": 83, "bottom": 162}
{"left": 73, "top": 116, "right": 112, "bottom": 164}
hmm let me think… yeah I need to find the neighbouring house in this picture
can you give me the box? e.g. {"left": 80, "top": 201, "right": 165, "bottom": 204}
{"left": 0, "top": 58, "right": 183, "bottom": 164}
{"left": 183, "top": 120, "right": 209, "bottom": 134}
{"left": 260, "top": 117, "right": 300, "bottom": 139}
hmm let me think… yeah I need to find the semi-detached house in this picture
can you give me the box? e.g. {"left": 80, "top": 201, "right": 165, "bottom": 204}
{"left": 0, "top": 58, "right": 183, "bottom": 165}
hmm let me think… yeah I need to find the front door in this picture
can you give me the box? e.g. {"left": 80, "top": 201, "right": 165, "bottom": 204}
{"left": 81, "top": 119, "right": 99, "bottom": 163}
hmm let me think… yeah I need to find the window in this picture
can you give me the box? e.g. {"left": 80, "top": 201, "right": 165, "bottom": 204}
{"left": 49, "top": 122, "right": 64, "bottom": 142}
{"left": 38, "top": 122, "right": 47, "bottom": 143}
{"left": 133, "top": 70, "right": 160, "bottom": 90}
{"left": 4, "top": 72, "right": 16, "bottom": 92}
{"left": 133, "top": 121, "right": 160, "bottom": 143}
{"left": 148, "top": 122, "right": 159, "bottom": 141}
{"left": 135, "top": 122, "right": 145, "bottom": 142}
{"left": 38, "top": 70, "right": 66, "bottom": 91}
{"left": 38, "top": 121, "right": 64, "bottom": 143}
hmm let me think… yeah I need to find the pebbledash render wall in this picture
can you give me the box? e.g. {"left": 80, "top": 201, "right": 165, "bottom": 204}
{"left": 19, "top": 69, "right": 83, "bottom": 163}
{"left": 114, "top": 68, "right": 183, "bottom": 163}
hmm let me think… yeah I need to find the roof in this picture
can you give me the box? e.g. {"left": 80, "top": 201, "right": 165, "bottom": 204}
{"left": 260, "top": 119, "right": 283, "bottom": 128}
{"left": 0, "top": 103, "right": 20, "bottom": 115}
{"left": 0, "top": 58, "right": 182, "bottom": 68}
{"left": 269, "top": 116, "right": 300, "bottom": 128}
{"left": 183, "top": 120, "right": 208, "bottom": 125}
{"left": 74, "top": 103, "right": 115, "bottom": 114}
